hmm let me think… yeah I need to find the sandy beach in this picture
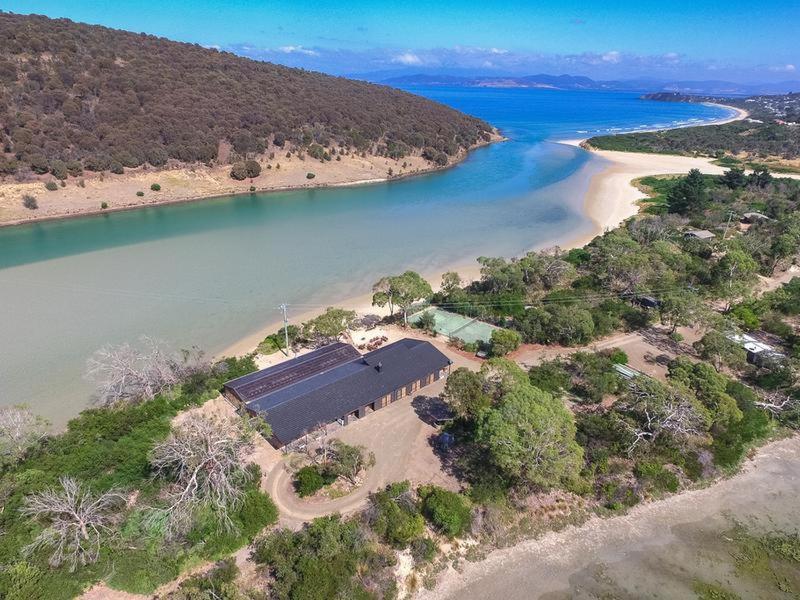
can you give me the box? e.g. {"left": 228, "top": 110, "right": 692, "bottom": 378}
{"left": 220, "top": 106, "right": 751, "bottom": 360}
{"left": 0, "top": 135, "right": 501, "bottom": 228}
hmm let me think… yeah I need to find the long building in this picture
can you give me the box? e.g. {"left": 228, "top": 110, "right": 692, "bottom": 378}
{"left": 223, "top": 338, "right": 452, "bottom": 448}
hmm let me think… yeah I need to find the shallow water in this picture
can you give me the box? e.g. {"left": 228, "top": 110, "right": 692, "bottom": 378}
{"left": 0, "top": 88, "right": 730, "bottom": 423}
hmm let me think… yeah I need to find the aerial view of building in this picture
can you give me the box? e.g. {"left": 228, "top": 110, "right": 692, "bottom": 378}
{"left": 223, "top": 339, "right": 452, "bottom": 447}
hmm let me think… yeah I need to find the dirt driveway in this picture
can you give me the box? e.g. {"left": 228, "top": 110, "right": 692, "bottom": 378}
{"left": 264, "top": 336, "right": 479, "bottom": 528}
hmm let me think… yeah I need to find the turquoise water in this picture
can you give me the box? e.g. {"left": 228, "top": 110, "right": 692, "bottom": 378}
{"left": 0, "top": 89, "right": 731, "bottom": 422}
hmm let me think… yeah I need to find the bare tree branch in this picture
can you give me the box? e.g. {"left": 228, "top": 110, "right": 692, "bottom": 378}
{"left": 85, "top": 336, "right": 209, "bottom": 407}
{"left": 0, "top": 404, "right": 49, "bottom": 465}
{"left": 146, "top": 415, "right": 254, "bottom": 538}
{"left": 20, "top": 476, "right": 125, "bottom": 571}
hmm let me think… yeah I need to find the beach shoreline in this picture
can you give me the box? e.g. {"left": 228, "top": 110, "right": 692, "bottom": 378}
{"left": 218, "top": 104, "right": 748, "bottom": 360}
{"left": 0, "top": 134, "right": 503, "bottom": 229}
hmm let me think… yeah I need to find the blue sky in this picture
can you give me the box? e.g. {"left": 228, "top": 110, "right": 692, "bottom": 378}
{"left": 5, "top": 0, "right": 799, "bottom": 81}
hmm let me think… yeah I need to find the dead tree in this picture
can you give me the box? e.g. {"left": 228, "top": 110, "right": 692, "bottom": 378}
{"left": 0, "top": 404, "right": 49, "bottom": 465}
{"left": 147, "top": 415, "right": 254, "bottom": 538}
{"left": 617, "top": 377, "right": 707, "bottom": 455}
{"left": 755, "top": 392, "right": 799, "bottom": 417}
{"left": 20, "top": 477, "right": 125, "bottom": 571}
{"left": 85, "top": 336, "right": 209, "bottom": 407}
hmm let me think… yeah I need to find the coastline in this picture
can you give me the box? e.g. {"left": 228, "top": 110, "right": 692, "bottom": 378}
{"left": 0, "top": 134, "right": 503, "bottom": 229}
{"left": 219, "top": 105, "right": 749, "bottom": 360}
{"left": 420, "top": 434, "right": 800, "bottom": 600}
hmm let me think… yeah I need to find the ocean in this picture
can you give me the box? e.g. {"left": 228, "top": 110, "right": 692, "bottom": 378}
{"left": 0, "top": 88, "right": 731, "bottom": 422}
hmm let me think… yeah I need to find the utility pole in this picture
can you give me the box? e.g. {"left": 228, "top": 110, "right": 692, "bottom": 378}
{"left": 723, "top": 210, "right": 736, "bottom": 240}
{"left": 279, "top": 303, "right": 291, "bottom": 356}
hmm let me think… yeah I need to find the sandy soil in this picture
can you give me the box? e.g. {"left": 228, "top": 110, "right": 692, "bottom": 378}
{"left": 420, "top": 434, "right": 800, "bottom": 600}
{"left": 0, "top": 137, "right": 501, "bottom": 227}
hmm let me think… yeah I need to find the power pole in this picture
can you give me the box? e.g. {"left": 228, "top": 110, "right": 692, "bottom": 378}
{"left": 279, "top": 303, "right": 291, "bottom": 356}
{"left": 723, "top": 210, "right": 736, "bottom": 240}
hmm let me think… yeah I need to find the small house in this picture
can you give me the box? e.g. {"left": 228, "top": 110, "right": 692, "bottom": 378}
{"left": 684, "top": 229, "right": 716, "bottom": 241}
{"left": 741, "top": 212, "right": 770, "bottom": 224}
{"left": 726, "top": 332, "right": 787, "bottom": 367}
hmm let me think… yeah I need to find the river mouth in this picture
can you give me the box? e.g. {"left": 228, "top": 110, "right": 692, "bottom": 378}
{"left": 0, "top": 88, "right": 732, "bottom": 424}
{"left": 426, "top": 437, "right": 800, "bottom": 600}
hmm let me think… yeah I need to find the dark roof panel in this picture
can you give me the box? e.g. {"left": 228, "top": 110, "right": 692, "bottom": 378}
{"left": 224, "top": 339, "right": 451, "bottom": 446}
{"left": 223, "top": 342, "right": 360, "bottom": 403}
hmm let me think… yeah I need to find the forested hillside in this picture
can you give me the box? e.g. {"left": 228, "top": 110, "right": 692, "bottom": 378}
{"left": 0, "top": 13, "right": 493, "bottom": 179}
{"left": 587, "top": 93, "right": 800, "bottom": 163}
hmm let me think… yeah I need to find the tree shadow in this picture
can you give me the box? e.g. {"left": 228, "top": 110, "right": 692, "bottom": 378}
{"left": 410, "top": 394, "right": 453, "bottom": 427}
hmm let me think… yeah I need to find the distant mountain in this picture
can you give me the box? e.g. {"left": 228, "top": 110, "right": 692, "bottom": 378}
{"left": 0, "top": 13, "right": 493, "bottom": 178}
{"left": 372, "top": 73, "right": 800, "bottom": 96}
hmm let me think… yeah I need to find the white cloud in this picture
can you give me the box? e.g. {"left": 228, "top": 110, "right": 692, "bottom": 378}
{"left": 769, "top": 63, "right": 796, "bottom": 72}
{"left": 391, "top": 52, "right": 423, "bottom": 65}
{"left": 601, "top": 50, "right": 621, "bottom": 64}
{"left": 277, "top": 45, "right": 319, "bottom": 57}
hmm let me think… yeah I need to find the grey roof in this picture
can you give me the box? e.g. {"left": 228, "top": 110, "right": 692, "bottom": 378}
{"left": 225, "top": 339, "right": 451, "bottom": 446}
{"left": 684, "top": 229, "right": 716, "bottom": 240}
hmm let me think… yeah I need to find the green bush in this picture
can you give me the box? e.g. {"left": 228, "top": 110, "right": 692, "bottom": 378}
{"left": 369, "top": 481, "right": 425, "bottom": 548}
{"left": 634, "top": 461, "right": 679, "bottom": 493}
{"left": 100, "top": 201, "right": 108, "bottom": 209}
{"left": 136, "top": 190, "right": 144, "bottom": 197}
{"left": 306, "top": 172, "right": 315, "bottom": 179}
{"left": 150, "top": 183, "right": 161, "bottom": 191}
{"left": 44, "top": 180, "right": 59, "bottom": 191}
{"left": 490, "top": 328, "right": 522, "bottom": 357}
{"left": 294, "top": 465, "right": 335, "bottom": 497}
{"left": 607, "top": 348, "right": 628, "bottom": 364}
{"left": 418, "top": 485, "right": 472, "bottom": 538}
{"left": 22, "top": 194, "right": 38, "bottom": 210}
{"left": 528, "top": 360, "right": 571, "bottom": 395}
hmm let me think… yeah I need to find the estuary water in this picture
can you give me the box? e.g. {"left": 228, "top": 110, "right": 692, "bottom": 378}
{"left": 0, "top": 88, "right": 731, "bottom": 423}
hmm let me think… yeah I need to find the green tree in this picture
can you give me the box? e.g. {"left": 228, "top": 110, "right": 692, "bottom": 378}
{"left": 476, "top": 383, "right": 583, "bottom": 489}
{"left": 490, "top": 328, "right": 522, "bottom": 357}
{"left": 418, "top": 485, "right": 472, "bottom": 538}
{"left": 244, "top": 160, "right": 261, "bottom": 178}
{"left": 659, "top": 290, "right": 706, "bottom": 333}
{"left": 371, "top": 271, "right": 432, "bottom": 325}
{"left": 442, "top": 367, "right": 491, "bottom": 419}
{"left": 721, "top": 167, "right": 747, "bottom": 189}
{"left": 693, "top": 331, "right": 747, "bottom": 372}
{"left": 667, "top": 169, "right": 708, "bottom": 214}
{"left": 440, "top": 271, "right": 463, "bottom": 296}
{"left": 712, "top": 248, "right": 759, "bottom": 310}
{"left": 303, "top": 307, "right": 356, "bottom": 343}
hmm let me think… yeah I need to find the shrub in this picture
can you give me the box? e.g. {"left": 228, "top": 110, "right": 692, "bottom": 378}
{"left": 306, "top": 172, "right": 316, "bottom": 179}
{"left": 607, "top": 348, "right": 628, "bottom": 364}
{"left": 150, "top": 183, "right": 161, "bottom": 191}
{"left": 418, "top": 485, "right": 472, "bottom": 538}
{"left": 369, "top": 481, "right": 425, "bottom": 547}
{"left": 249, "top": 185, "right": 256, "bottom": 192}
{"left": 490, "top": 328, "right": 522, "bottom": 357}
{"left": 136, "top": 191, "right": 144, "bottom": 197}
{"left": 634, "top": 461, "right": 679, "bottom": 493}
{"left": 229, "top": 162, "right": 247, "bottom": 180}
{"left": 294, "top": 466, "right": 324, "bottom": 497}
{"left": 110, "top": 161, "right": 124, "bottom": 174}
{"left": 410, "top": 537, "right": 437, "bottom": 563}
{"left": 65, "top": 160, "right": 83, "bottom": 177}
{"left": 44, "top": 181, "right": 58, "bottom": 191}
{"left": 244, "top": 160, "right": 261, "bottom": 178}
{"left": 294, "top": 465, "right": 335, "bottom": 497}
{"left": 100, "top": 201, "right": 108, "bottom": 209}
{"left": 50, "top": 159, "right": 68, "bottom": 180}
{"left": 528, "top": 360, "right": 571, "bottom": 395}
{"left": 22, "top": 194, "right": 38, "bottom": 210}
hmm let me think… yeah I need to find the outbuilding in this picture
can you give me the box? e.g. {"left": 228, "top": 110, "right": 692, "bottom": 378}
{"left": 223, "top": 338, "right": 452, "bottom": 448}
{"left": 684, "top": 229, "right": 716, "bottom": 241}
